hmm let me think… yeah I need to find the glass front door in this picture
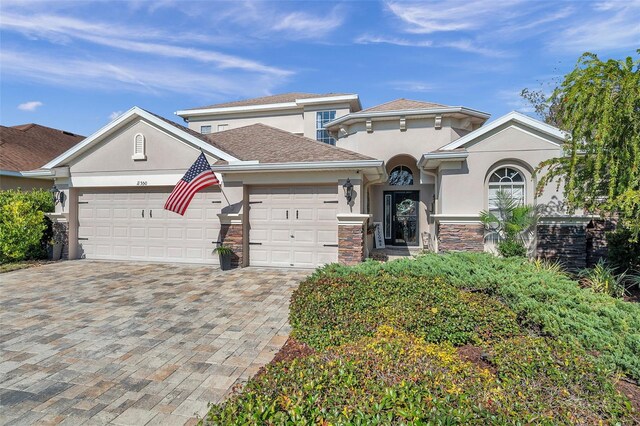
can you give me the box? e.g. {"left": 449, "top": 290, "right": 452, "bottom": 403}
{"left": 384, "top": 191, "right": 419, "bottom": 246}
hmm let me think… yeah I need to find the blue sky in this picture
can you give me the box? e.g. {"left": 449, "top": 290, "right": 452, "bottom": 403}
{"left": 1, "top": 0, "right": 638, "bottom": 136}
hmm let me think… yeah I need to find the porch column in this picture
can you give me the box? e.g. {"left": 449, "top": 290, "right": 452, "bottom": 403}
{"left": 217, "top": 213, "right": 244, "bottom": 268}
{"left": 337, "top": 213, "right": 371, "bottom": 266}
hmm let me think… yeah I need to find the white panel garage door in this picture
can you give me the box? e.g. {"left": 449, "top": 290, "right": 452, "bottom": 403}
{"left": 77, "top": 187, "right": 222, "bottom": 264}
{"left": 249, "top": 185, "right": 339, "bottom": 268}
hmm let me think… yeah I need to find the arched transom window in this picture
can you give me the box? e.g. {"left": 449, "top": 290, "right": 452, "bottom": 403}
{"left": 388, "top": 165, "right": 414, "bottom": 186}
{"left": 488, "top": 167, "right": 525, "bottom": 211}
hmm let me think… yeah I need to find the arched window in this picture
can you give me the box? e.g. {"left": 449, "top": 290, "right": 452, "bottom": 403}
{"left": 488, "top": 167, "right": 525, "bottom": 211}
{"left": 132, "top": 133, "right": 146, "bottom": 160}
{"left": 388, "top": 165, "right": 414, "bottom": 185}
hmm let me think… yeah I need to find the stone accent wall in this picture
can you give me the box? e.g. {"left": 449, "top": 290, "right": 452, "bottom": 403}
{"left": 51, "top": 221, "right": 69, "bottom": 260}
{"left": 220, "top": 224, "right": 243, "bottom": 268}
{"left": 339, "top": 224, "right": 365, "bottom": 265}
{"left": 438, "top": 224, "right": 484, "bottom": 252}
{"left": 536, "top": 224, "right": 586, "bottom": 271}
{"left": 586, "top": 219, "right": 616, "bottom": 268}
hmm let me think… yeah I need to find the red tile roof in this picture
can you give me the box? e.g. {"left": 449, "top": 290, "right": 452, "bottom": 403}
{"left": 0, "top": 124, "right": 84, "bottom": 171}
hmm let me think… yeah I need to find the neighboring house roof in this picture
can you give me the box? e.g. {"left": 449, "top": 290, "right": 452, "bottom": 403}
{"left": 185, "top": 92, "right": 351, "bottom": 110}
{"left": 361, "top": 98, "right": 448, "bottom": 113}
{"left": 0, "top": 123, "right": 84, "bottom": 172}
{"left": 206, "top": 123, "right": 375, "bottom": 164}
{"left": 439, "top": 111, "right": 565, "bottom": 151}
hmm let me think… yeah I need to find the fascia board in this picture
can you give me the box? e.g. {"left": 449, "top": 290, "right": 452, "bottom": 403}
{"left": 418, "top": 152, "right": 468, "bottom": 168}
{"left": 43, "top": 107, "right": 238, "bottom": 169}
{"left": 212, "top": 160, "right": 384, "bottom": 173}
{"left": 324, "top": 106, "right": 491, "bottom": 129}
{"left": 440, "top": 111, "right": 566, "bottom": 151}
{"left": 175, "top": 102, "right": 299, "bottom": 117}
{"left": 295, "top": 94, "right": 360, "bottom": 106}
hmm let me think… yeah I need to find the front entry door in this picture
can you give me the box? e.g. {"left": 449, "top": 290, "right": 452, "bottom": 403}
{"left": 384, "top": 191, "right": 419, "bottom": 246}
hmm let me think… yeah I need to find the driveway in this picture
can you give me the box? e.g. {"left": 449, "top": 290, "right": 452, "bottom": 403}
{"left": 0, "top": 261, "right": 309, "bottom": 425}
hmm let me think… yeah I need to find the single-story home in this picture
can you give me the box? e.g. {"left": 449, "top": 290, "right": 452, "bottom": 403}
{"left": 0, "top": 123, "right": 84, "bottom": 190}
{"left": 37, "top": 93, "right": 597, "bottom": 269}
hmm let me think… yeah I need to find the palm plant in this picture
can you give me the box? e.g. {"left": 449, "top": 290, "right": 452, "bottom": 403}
{"left": 480, "top": 190, "right": 539, "bottom": 257}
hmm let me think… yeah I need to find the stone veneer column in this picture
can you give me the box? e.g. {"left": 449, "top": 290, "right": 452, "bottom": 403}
{"left": 586, "top": 219, "right": 616, "bottom": 268}
{"left": 536, "top": 222, "right": 587, "bottom": 271}
{"left": 437, "top": 223, "right": 484, "bottom": 252}
{"left": 217, "top": 213, "right": 243, "bottom": 268}
{"left": 337, "top": 214, "right": 371, "bottom": 266}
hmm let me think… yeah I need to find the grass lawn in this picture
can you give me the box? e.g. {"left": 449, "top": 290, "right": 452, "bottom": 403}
{"left": 202, "top": 253, "right": 639, "bottom": 425}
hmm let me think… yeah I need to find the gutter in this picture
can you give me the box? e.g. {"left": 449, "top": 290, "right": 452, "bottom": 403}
{"left": 325, "top": 106, "right": 491, "bottom": 128}
{"left": 211, "top": 159, "right": 384, "bottom": 173}
{"left": 418, "top": 151, "right": 468, "bottom": 168}
{"left": 1, "top": 169, "right": 55, "bottom": 179}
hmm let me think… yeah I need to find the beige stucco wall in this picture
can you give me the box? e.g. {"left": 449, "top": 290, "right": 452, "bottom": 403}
{"left": 336, "top": 116, "right": 468, "bottom": 163}
{"left": 437, "top": 124, "right": 564, "bottom": 216}
{"left": 0, "top": 175, "right": 53, "bottom": 191}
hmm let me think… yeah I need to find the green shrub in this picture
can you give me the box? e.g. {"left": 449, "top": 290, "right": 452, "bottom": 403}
{"left": 607, "top": 227, "right": 640, "bottom": 272}
{"left": 497, "top": 238, "right": 527, "bottom": 257}
{"left": 290, "top": 273, "right": 520, "bottom": 350}
{"left": 0, "top": 189, "right": 54, "bottom": 262}
{"left": 579, "top": 260, "right": 629, "bottom": 298}
{"left": 301, "top": 253, "right": 640, "bottom": 380}
{"left": 203, "top": 327, "right": 632, "bottom": 425}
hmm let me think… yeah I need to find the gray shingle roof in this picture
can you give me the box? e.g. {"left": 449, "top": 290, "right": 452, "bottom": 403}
{"left": 362, "top": 98, "right": 448, "bottom": 113}
{"left": 184, "top": 92, "right": 355, "bottom": 111}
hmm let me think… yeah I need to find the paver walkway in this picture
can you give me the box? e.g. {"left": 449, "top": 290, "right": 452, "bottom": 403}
{"left": 0, "top": 261, "right": 309, "bottom": 425}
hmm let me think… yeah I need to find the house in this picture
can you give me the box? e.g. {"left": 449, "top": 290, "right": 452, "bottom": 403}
{"left": 42, "top": 93, "right": 593, "bottom": 269}
{"left": 0, "top": 123, "right": 84, "bottom": 190}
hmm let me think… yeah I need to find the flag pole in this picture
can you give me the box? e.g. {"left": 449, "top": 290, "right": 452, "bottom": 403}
{"left": 200, "top": 147, "right": 231, "bottom": 206}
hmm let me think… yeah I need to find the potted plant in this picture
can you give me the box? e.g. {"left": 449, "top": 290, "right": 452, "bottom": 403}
{"left": 48, "top": 237, "right": 64, "bottom": 261}
{"left": 213, "top": 244, "right": 234, "bottom": 271}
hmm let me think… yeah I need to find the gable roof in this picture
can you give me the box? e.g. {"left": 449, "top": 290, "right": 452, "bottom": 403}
{"left": 205, "top": 123, "right": 374, "bottom": 164}
{"left": 0, "top": 124, "right": 84, "bottom": 172}
{"left": 439, "top": 111, "right": 566, "bottom": 151}
{"left": 361, "top": 98, "right": 448, "bottom": 113}
{"left": 185, "top": 92, "right": 351, "bottom": 110}
{"left": 43, "top": 107, "right": 239, "bottom": 169}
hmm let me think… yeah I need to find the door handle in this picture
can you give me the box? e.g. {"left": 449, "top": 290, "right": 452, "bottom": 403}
{"left": 150, "top": 210, "right": 152, "bottom": 218}
{"left": 286, "top": 210, "right": 289, "bottom": 219}
{"left": 142, "top": 209, "right": 144, "bottom": 218}
{"left": 296, "top": 210, "right": 299, "bottom": 219}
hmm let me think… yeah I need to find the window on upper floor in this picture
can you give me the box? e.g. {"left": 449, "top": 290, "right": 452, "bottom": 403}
{"left": 217, "top": 124, "right": 228, "bottom": 132}
{"left": 488, "top": 167, "right": 525, "bottom": 212}
{"left": 316, "top": 110, "right": 336, "bottom": 145}
{"left": 201, "top": 125, "right": 212, "bottom": 134}
{"left": 388, "top": 165, "right": 414, "bottom": 185}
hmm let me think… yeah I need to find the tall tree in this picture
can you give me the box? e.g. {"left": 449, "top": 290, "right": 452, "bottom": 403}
{"left": 536, "top": 51, "right": 640, "bottom": 239}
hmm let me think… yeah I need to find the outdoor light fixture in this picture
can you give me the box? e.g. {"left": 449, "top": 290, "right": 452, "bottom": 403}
{"left": 343, "top": 178, "right": 354, "bottom": 204}
{"left": 50, "top": 185, "right": 65, "bottom": 205}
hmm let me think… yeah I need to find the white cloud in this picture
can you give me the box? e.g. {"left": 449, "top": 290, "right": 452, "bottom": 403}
{"left": 18, "top": 101, "right": 43, "bottom": 111}
{"left": 390, "top": 81, "right": 434, "bottom": 93}
{"left": 272, "top": 8, "right": 345, "bottom": 39}
{"left": 355, "top": 34, "right": 433, "bottom": 47}
{"left": 108, "top": 111, "right": 123, "bottom": 120}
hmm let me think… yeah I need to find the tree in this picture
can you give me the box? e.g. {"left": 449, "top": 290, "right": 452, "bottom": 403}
{"left": 520, "top": 87, "right": 564, "bottom": 129}
{"left": 480, "top": 190, "right": 539, "bottom": 258}
{"left": 536, "top": 51, "right": 640, "bottom": 240}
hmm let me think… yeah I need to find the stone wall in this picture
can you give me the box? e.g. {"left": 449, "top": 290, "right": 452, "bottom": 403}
{"left": 339, "top": 224, "right": 365, "bottom": 265}
{"left": 586, "top": 219, "right": 616, "bottom": 268}
{"left": 438, "top": 224, "right": 484, "bottom": 252}
{"left": 536, "top": 224, "right": 586, "bottom": 271}
{"left": 220, "top": 224, "right": 243, "bottom": 268}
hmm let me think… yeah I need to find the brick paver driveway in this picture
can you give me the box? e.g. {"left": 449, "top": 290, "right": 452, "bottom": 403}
{"left": 0, "top": 261, "right": 309, "bottom": 425}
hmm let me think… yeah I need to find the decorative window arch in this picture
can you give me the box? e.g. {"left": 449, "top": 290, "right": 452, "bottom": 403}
{"left": 487, "top": 166, "right": 525, "bottom": 211}
{"left": 132, "top": 133, "right": 146, "bottom": 160}
{"left": 388, "top": 165, "right": 414, "bottom": 186}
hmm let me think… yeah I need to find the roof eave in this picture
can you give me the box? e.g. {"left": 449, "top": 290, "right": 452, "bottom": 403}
{"left": 325, "top": 107, "right": 491, "bottom": 129}
{"left": 418, "top": 151, "right": 469, "bottom": 169}
{"left": 212, "top": 159, "right": 384, "bottom": 174}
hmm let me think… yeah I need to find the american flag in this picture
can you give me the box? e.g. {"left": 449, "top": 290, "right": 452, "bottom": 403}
{"left": 164, "top": 153, "right": 219, "bottom": 215}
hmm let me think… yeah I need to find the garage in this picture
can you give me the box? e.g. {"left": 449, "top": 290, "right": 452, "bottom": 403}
{"left": 77, "top": 187, "right": 222, "bottom": 264}
{"left": 249, "top": 185, "right": 339, "bottom": 268}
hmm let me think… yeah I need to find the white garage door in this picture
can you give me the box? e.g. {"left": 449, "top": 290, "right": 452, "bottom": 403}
{"left": 249, "top": 185, "right": 339, "bottom": 268}
{"left": 77, "top": 187, "right": 222, "bottom": 264}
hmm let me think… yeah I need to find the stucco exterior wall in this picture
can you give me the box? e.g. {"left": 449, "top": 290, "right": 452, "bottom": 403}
{"left": 0, "top": 175, "right": 53, "bottom": 190}
{"left": 187, "top": 111, "right": 304, "bottom": 135}
{"left": 437, "top": 124, "right": 564, "bottom": 216}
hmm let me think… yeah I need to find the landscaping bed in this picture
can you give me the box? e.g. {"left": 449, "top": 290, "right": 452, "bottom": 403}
{"left": 202, "top": 253, "right": 639, "bottom": 425}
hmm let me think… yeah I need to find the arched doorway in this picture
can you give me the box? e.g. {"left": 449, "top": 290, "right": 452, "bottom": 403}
{"left": 384, "top": 158, "right": 419, "bottom": 246}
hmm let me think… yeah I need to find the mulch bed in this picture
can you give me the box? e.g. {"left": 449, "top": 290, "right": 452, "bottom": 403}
{"left": 270, "top": 337, "right": 316, "bottom": 364}
{"left": 616, "top": 377, "right": 640, "bottom": 421}
{"left": 456, "top": 344, "right": 497, "bottom": 374}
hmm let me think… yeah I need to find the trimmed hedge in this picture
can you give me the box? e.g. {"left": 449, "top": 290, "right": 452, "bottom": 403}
{"left": 0, "top": 189, "right": 54, "bottom": 262}
{"left": 305, "top": 253, "right": 640, "bottom": 380}
{"left": 203, "top": 327, "right": 631, "bottom": 425}
{"left": 290, "top": 273, "right": 520, "bottom": 350}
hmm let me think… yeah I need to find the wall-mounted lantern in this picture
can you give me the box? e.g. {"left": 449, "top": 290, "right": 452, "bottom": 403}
{"left": 343, "top": 178, "right": 354, "bottom": 204}
{"left": 50, "top": 185, "right": 65, "bottom": 205}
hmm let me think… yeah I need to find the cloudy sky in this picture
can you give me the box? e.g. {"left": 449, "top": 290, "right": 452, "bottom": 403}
{"left": 1, "top": 0, "right": 638, "bottom": 136}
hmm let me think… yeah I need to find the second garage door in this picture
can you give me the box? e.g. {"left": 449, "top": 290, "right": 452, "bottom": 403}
{"left": 77, "top": 187, "right": 222, "bottom": 264}
{"left": 249, "top": 186, "right": 339, "bottom": 268}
